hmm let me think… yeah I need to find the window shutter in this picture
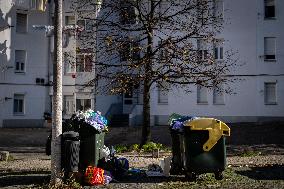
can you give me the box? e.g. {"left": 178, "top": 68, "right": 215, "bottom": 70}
{"left": 158, "top": 88, "right": 168, "bottom": 104}
{"left": 265, "top": 83, "right": 276, "bottom": 104}
{"left": 264, "top": 37, "right": 275, "bottom": 55}
{"left": 85, "top": 55, "right": 93, "bottom": 72}
{"left": 264, "top": 37, "right": 276, "bottom": 59}
{"left": 213, "top": 85, "right": 224, "bottom": 104}
{"left": 197, "top": 85, "right": 207, "bottom": 103}
{"left": 64, "top": 96, "right": 74, "bottom": 115}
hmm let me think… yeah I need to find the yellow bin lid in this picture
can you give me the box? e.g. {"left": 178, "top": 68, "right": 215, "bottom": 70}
{"left": 184, "top": 118, "right": 230, "bottom": 152}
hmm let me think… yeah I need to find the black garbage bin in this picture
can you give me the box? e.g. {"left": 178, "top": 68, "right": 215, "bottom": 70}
{"left": 62, "top": 131, "right": 80, "bottom": 174}
{"left": 183, "top": 118, "right": 230, "bottom": 180}
{"left": 170, "top": 130, "right": 185, "bottom": 175}
{"left": 169, "top": 114, "right": 193, "bottom": 175}
{"left": 79, "top": 124, "right": 105, "bottom": 172}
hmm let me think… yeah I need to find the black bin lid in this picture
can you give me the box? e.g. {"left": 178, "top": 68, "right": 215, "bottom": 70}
{"left": 63, "top": 131, "right": 79, "bottom": 139}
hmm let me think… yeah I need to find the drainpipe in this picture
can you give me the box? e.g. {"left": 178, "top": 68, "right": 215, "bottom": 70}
{"left": 46, "top": 1, "right": 52, "bottom": 113}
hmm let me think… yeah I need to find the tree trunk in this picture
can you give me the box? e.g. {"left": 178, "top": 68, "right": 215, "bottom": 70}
{"left": 141, "top": 4, "right": 154, "bottom": 145}
{"left": 141, "top": 80, "right": 151, "bottom": 146}
{"left": 51, "top": 0, "right": 63, "bottom": 185}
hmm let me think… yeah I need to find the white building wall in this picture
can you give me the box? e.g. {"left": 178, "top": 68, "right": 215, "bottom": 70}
{"left": 0, "top": 0, "right": 283, "bottom": 127}
{"left": 149, "top": 0, "right": 284, "bottom": 125}
{"left": 0, "top": 0, "right": 50, "bottom": 127}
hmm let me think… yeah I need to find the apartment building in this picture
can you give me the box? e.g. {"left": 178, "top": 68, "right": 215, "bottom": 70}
{"left": 0, "top": 0, "right": 283, "bottom": 127}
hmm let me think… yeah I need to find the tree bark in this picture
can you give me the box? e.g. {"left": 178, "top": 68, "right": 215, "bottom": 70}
{"left": 141, "top": 1, "right": 154, "bottom": 146}
{"left": 51, "top": 0, "right": 63, "bottom": 185}
{"left": 141, "top": 79, "right": 151, "bottom": 146}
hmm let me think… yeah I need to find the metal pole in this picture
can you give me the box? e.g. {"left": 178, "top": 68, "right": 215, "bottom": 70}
{"left": 51, "top": 0, "right": 63, "bottom": 185}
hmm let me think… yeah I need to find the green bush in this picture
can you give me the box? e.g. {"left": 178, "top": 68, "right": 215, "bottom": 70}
{"left": 114, "top": 144, "right": 128, "bottom": 153}
{"left": 131, "top": 144, "right": 140, "bottom": 152}
{"left": 142, "top": 142, "right": 163, "bottom": 152}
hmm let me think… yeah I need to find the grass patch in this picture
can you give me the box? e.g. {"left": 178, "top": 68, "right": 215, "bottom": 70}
{"left": 114, "top": 142, "right": 171, "bottom": 153}
{"left": 7, "top": 154, "right": 14, "bottom": 161}
{"left": 239, "top": 151, "right": 261, "bottom": 157}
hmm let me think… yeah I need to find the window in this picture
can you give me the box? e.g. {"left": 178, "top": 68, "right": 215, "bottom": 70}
{"left": 124, "top": 91, "right": 133, "bottom": 105}
{"left": 77, "top": 19, "right": 93, "bottom": 31}
{"left": 264, "top": 0, "right": 275, "bottom": 18}
{"left": 197, "top": 39, "right": 208, "bottom": 61}
{"left": 76, "top": 99, "right": 91, "bottom": 111}
{"left": 197, "top": 85, "right": 208, "bottom": 104}
{"left": 197, "top": 0, "right": 209, "bottom": 23}
{"left": 120, "top": 0, "right": 137, "bottom": 25}
{"left": 15, "top": 50, "right": 26, "bottom": 73}
{"left": 158, "top": 39, "right": 172, "bottom": 63}
{"left": 65, "top": 16, "right": 75, "bottom": 26}
{"left": 264, "top": 37, "right": 276, "bottom": 60}
{"left": 264, "top": 82, "right": 277, "bottom": 104}
{"left": 64, "top": 53, "right": 75, "bottom": 74}
{"left": 214, "top": 40, "right": 224, "bottom": 60}
{"left": 157, "top": 82, "right": 169, "bottom": 104}
{"left": 213, "top": 0, "right": 224, "bottom": 20}
{"left": 213, "top": 85, "right": 225, "bottom": 104}
{"left": 120, "top": 39, "right": 140, "bottom": 61}
{"left": 30, "top": 0, "right": 46, "bottom": 11}
{"left": 14, "top": 94, "right": 24, "bottom": 114}
{"left": 64, "top": 96, "right": 74, "bottom": 115}
{"left": 76, "top": 54, "right": 93, "bottom": 72}
{"left": 16, "top": 13, "right": 27, "bottom": 33}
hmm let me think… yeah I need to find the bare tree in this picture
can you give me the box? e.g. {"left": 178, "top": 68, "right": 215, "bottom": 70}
{"left": 72, "top": 0, "right": 238, "bottom": 145}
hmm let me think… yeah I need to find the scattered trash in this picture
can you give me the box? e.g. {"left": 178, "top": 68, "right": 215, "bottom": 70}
{"left": 100, "top": 145, "right": 110, "bottom": 159}
{"left": 128, "top": 168, "right": 142, "bottom": 174}
{"left": 97, "top": 151, "right": 129, "bottom": 181}
{"left": 104, "top": 170, "right": 113, "bottom": 184}
{"left": 160, "top": 157, "right": 171, "bottom": 177}
{"left": 84, "top": 166, "right": 105, "bottom": 185}
{"left": 146, "top": 164, "right": 164, "bottom": 177}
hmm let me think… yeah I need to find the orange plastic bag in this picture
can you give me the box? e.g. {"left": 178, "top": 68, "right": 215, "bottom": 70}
{"left": 84, "top": 166, "right": 105, "bottom": 185}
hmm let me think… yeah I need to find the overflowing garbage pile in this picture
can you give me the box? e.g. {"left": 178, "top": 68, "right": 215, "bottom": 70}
{"left": 53, "top": 109, "right": 132, "bottom": 186}
{"left": 169, "top": 113, "right": 199, "bottom": 132}
{"left": 71, "top": 109, "right": 108, "bottom": 133}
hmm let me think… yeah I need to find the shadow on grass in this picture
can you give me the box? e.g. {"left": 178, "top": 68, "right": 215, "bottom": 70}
{"left": 0, "top": 171, "right": 50, "bottom": 187}
{"left": 110, "top": 174, "right": 188, "bottom": 184}
{"left": 235, "top": 165, "right": 284, "bottom": 180}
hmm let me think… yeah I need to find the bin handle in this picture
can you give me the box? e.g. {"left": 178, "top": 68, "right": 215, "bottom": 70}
{"left": 184, "top": 118, "right": 230, "bottom": 152}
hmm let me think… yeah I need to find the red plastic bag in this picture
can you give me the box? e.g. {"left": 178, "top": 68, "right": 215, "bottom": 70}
{"left": 84, "top": 166, "right": 105, "bottom": 185}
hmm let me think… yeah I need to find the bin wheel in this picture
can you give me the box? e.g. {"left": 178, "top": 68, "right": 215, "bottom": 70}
{"left": 215, "top": 171, "right": 223, "bottom": 180}
{"left": 185, "top": 172, "right": 197, "bottom": 181}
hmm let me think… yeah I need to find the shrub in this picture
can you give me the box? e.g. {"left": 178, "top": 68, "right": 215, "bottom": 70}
{"left": 142, "top": 142, "right": 163, "bottom": 152}
{"left": 114, "top": 144, "right": 128, "bottom": 153}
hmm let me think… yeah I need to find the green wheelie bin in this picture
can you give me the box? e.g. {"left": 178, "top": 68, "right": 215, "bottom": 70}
{"left": 79, "top": 123, "right": 105, "bottom": 172}
{"left": 182, "top": 118, "right": 230, "bottom": 180}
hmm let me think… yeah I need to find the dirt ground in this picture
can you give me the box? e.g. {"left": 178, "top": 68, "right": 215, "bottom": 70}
{"left": 0, "top": 126, "right": 284, "bottom": 188}
{"left": 0, "top": 150, "right": 284, "bottom": 189}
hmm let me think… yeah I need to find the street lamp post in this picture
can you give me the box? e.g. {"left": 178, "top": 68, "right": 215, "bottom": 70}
{"left": 51, "top": 0, "right": 63, "bottom": 185}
